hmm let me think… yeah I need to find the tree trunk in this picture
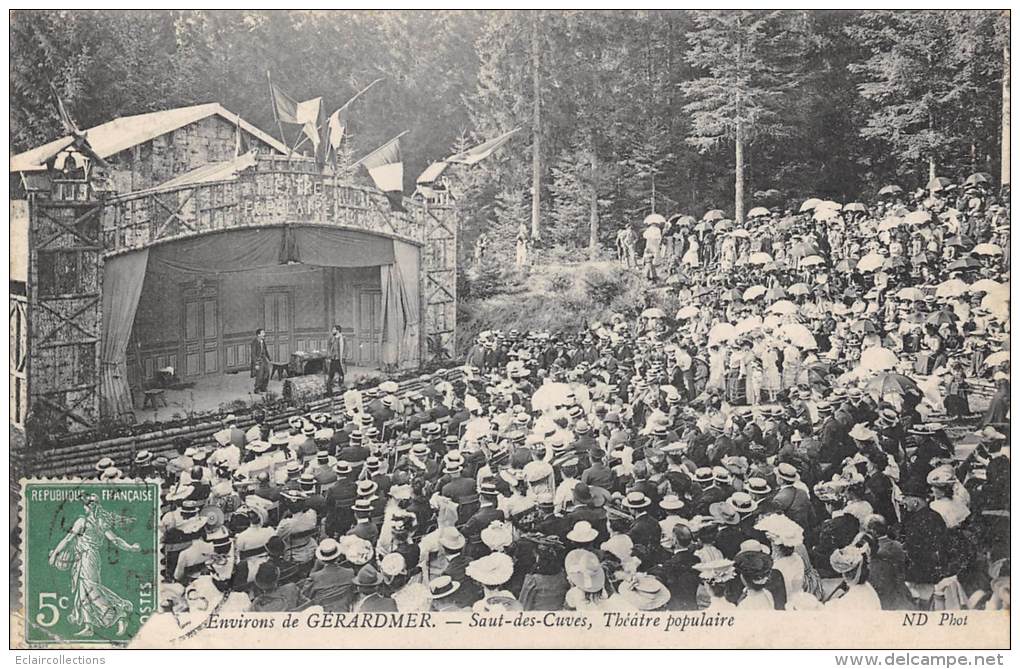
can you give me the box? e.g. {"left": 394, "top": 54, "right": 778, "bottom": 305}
{"left": 734, "top": 118, "right": 745, "bottom": 225}
{"left": 588, "top": 139, "right": 599, "bottom": 258}
{"left": 530, "top": 12, "right": 542, "bottom": 240}
{"left": 1002, "top": 44, "right": 1011, "bottom": 186}
{"left": 929, "top": 157, "right": 937, "bottom": 182}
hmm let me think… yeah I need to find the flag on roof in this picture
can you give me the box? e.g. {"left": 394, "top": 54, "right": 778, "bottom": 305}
{"left": 326, "top": 106, "right": 349, "bottom": 152}
{"left": 447, "top": 128, "right": 520, "bottom": 165}
{"left": 416, "top": 160, "right": 449, "bottom": 186}
{"left": 271, "top": 84, "right": 321, "bottom": 150}
{"left": 355, "top": 134, "right": 406, "bottom": 211}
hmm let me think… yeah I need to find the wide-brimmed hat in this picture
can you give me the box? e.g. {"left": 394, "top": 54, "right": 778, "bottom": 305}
{"left": 622, "top": 491, "right": 652, "bottom": 510}
{"left": 775, "top": 462, "right": 800, "bottom": 484}
{"left": 465, "top": 552, "right": 514, "bottom": 587}
{"left": 659, "top": 495, "right": 685, "bottom": 511}
{"left": 438, "top": 527, "right": 466, "bottom": 551}
{"left": 694, "top": 558, "right": 736, "bottom": 584}
{"left": 830, "top": 545, "right": 866, "bottom": 575}
{"left": 353, "top": 564, "right": 384, "bottom": 588}
{"left": 428, "top": 575, "right": 461, "bottom": 600}
{"left": 619, "top": 576, "right": 670, "bottom": 611}
{"left": 315, "top": 538, "right": 343, "bottom": 562}
{"left": 746, "top": 477, "right": 772, "bottom": 496}
{"left": 693, "top": 467, "right": 714, "bottom": 484}
{"left": 848, "top": 423, "right": 877, "bottom": 441}
{"left": 95, "top": 456, "right": 115, "bottom": 472}
{"left": 564, "top": 549, "right": 605, "bottom": 593}
{"left": 566, "top": 520, "right": 599, "bottom": 544}
{"left": 729, "top": 492, "right": 758, "bottom": 515}
{"left": 709, "top": 501, "right": 741, "bottom": 525}
{"left": 926, "top": 464, "right": 957, "bottom": 487}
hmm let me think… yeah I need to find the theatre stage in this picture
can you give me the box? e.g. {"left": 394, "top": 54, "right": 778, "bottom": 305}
{"left": 135, "top": 366, "right": 378, "bottom": 423}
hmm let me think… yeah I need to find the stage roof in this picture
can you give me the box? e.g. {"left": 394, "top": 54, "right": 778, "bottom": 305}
{"left": 10, "top": 103, "right": 287, "bottom": 173}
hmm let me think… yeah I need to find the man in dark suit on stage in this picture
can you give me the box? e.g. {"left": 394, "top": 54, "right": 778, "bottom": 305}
{"left": 251, "top": 328, "right": 271, "bottom": 393}
{"left": 326, "top": 324, "right": 346, "bottom": 395}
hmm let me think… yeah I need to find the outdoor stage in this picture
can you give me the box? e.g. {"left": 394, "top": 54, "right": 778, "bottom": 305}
{"left": 134, "top": 364, "right": 379, "bottom": 423}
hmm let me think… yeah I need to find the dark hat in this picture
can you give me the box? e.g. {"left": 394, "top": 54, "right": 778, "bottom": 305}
{"left": 266, "top": 535, "right": 286, "bottom": 557}
{"left": 353, "top": 564, "right": 384, "bottom": 588}
{"left": 255, "top": 562, "right": 281, "bottom": 591}
{"left": 734, "top": 550, "right": 774, "bottom": 585}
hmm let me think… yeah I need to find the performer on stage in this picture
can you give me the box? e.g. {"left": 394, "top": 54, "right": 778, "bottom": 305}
{"left": 251, "top": 328, "right": 271, "bottom": 394}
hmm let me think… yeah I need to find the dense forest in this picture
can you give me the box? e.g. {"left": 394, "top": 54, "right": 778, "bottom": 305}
{"left": 10, "top": 10, "right": 1010, "bottom": 258}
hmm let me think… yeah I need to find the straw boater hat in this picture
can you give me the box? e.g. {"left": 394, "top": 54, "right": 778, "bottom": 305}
{"left": 315, "top": 538, "right": 342, "bottom": 562}
{"left": 428, "top": 575, "right": 461, "bottom": 600}
{"left": 709, "top": 501, "right": 741, "bottom": 526}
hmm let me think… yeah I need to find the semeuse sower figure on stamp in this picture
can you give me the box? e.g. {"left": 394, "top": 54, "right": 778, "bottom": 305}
{"left": 48, "top": 494, "right": 140, "bottom": 637}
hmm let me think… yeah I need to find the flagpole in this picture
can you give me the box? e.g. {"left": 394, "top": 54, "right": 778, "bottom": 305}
{"left": 350, "top": 130, "right": 409, "bottom": 171}
{"left": 266, "top": 70, "right": 292, "bottom": 158}
{"left": 339, "top": 77, "right": 385, "bottom": 112}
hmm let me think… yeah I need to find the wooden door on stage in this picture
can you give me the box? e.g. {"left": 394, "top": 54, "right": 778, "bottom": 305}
{"left": 181, "top": 286, "right": 220, "bottom": 378}
{"left": 356, "top": 288, "right": 382, "bottom": 366}
{"left": 262, "top": 290, "right": 293, "bottom": 364}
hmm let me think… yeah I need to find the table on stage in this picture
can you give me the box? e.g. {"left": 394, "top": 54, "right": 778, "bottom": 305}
{"left": 288, "top": 350, "right": 328, "bottom": 376}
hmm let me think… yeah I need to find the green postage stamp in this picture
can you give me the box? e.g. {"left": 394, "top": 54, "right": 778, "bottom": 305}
{"left": 21, "top": 480, "right": 160, "bottom": 646}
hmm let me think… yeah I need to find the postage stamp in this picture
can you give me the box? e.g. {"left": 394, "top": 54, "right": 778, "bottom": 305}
{"left": 21, "top": 480, "right": 160, "bottom": 646}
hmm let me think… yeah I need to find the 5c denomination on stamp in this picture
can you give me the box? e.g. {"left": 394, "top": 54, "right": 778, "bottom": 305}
{"left": 21, "top": 480, "right": 159, "bottom": 646}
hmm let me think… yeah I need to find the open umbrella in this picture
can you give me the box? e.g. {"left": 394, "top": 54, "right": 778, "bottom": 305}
{"left": 850, "top": 319, "right": 879, "bottom": 335}
{"left": 866, "top": 372, "right": 921, "bottom": 398}
{"left": 644, "top": 213, "right": 666, "bottom": 225}
{"left": 748, "top": 252, "right": 773, "bottom": 265}
{"left": 762, "top": 314, "right": 783, "bottom": 330}
{"left": 676, "top": 215, "right": 696, "bottom": 226}
{"left": 896, "top": 287, "right": 926, "bottom": 301}
{"left": 969, "top": 279, "right": 1007, "bottom": 295}
{"left": 813, "top": 208, "right": 840, "bottom": 221}
{"left": 730, "top": 228, "right": 750, "bottom": 238}
{"left": 883, "top": 256, "right": 908, "bottom": 270}
{"left": 927, "top": 176, "right": 954, "bottom": 192}
{"left": 720, "top": 288, "right": 743, "bottom": 302}
{"left": 965, "top": 172, "right": 993, "bottom": 186}
{"left": 878, "top": 185, "right": 903, "bottom": 196}
{"left": 703, "top": 209, "right": 725, "bottom": 221}
{"left": 767, "top": 300, "right": 798, "bottom": 315}
{"left": 743, "top": 285, "right": 767, "bottom": 301}
{"left": 765, "top": 285, "right": 787, "bottom": 301}
{"left": 799, "top": 198, "right": 823, "bottom": 212}
{"left": 981, "top": 291, "right": 1009, "bottom": 320}
{"left": 735, "top": 316, "right": 763, "bottom": 335}
{"left": 695, "top": 221, "right": 712, "bottom": 232}
{"left": 779, "top": 323, "right": 817, "bottom": 349}
{"left": 946, "top": 256, "right": 982, "bottom": 271}
{"left": 788, "top": 283, "right": 811, "bottom": 296}
{"left": 818, "top": 200, "right": 842, "bottom": 211}
{"left": 903, "top": 210, "right": 932, "bottom": 225}
{"left": 641, "top": 307, "right": 666, "bottom": 319}
{"left": 715, "top": 219, "right": 733, "bottom": 232}
{"left": 927, "top": 310, "right": 958, "bottom": 327}
{"left": 859, "top": 346, "right": 898, "bottom": 372}
{"left": 857, "top": 253, "right": 886, "bottom": 272}
{"left": 844, "top": 202, "right": 867, "bottom": 213}
{"left": 935, "top": 278, "right": 969, "bottom": 298}
{"left": 676, "top": 305, "right": 700, "bottom": 320}
{"left": 983, "top": 350, "right": 1009, "bottom": 368}
{"left": 531, "top": 382, "right": 574, "bottom": 412}
{"left": 708, "top": 323, "right": 737, "bottom": 345}
{"left": 877, "top": 218, "right": 902, "bottom": 232}
{"left": 800, "top": 255, "right": 825, "bottom": 268}
{"left": 945, "top": 235, "right": 973, "bottom": 248}
{"left": 748, "top": 206, "right": 771, "bottom": 218}
{"left": 973, "top": 243, "right": 1003, "bottom": 256}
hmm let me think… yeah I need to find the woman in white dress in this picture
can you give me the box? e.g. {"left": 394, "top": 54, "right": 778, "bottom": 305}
{"left": 707, "top": 343, "right": 728, "bottom": 392}
{"left": 759, "top": 341, "right": 783, "bottom": 403}
{"left": 682, "top": 238, "right": 700, "bottom": 269}
{"left": 825, "top": 545, "right": 882, "bottom": 610}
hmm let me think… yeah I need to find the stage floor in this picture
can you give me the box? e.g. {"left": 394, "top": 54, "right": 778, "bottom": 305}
{"left": 134, "top": 366, "right": 379, "bottom": 423}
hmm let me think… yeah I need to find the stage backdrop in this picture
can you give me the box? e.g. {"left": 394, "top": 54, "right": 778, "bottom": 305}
{"left": 101, "top": 226, "right": 419, "bottom": 418}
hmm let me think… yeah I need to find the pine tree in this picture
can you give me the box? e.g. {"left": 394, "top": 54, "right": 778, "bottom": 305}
{"left": 680, "top": 10, "right": 796, "bottom": 224}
